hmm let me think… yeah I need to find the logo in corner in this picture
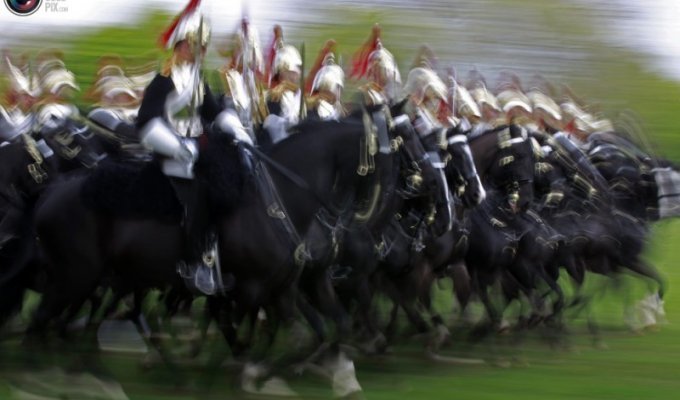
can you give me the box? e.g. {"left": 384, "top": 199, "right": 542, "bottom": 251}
{"left": 4, "top": 0, "right": 43, "bottom": 16}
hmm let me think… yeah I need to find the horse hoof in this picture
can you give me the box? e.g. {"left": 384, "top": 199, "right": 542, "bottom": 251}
{"left": 328, "top": 353, "right": 362, "bottom": 398}
{"left": 257, "top": 377, "right": 298, "bottom": 397}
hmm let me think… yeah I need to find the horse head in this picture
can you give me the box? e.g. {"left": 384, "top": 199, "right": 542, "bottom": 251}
{"left": 445, "top": 130, "right": 486, "bottom": 208}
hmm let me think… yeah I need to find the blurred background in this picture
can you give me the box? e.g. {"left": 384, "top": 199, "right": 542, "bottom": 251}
{"left": 2, "top": 0, "right": 679, "bottom": 156}
{"left": 1, "top": 0, "right": 680, "bottom": 399}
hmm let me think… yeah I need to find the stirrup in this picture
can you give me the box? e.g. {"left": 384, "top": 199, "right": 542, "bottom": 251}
{"left": 194, "top": 264, "right": 218, "bottom": 295}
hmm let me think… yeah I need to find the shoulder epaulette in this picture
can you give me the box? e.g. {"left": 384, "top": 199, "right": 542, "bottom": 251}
{"left": 358, "top": 82, "right": 386, "bottom": 107}
{"left": 160, "top": 58, "right": 173, "bottom": 78}
{"left": 268, "top": 81, "right": 299, "bottom": 102}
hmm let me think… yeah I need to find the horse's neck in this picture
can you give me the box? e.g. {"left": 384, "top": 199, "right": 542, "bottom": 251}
{"left": 469, "top": 130, "right": 499, "bottom": 183}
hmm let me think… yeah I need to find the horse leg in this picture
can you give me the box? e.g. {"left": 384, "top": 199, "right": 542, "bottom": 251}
{"left": 353, "top": 278, "right": 386, "bottom": 354}
{"left": 130, "top": 291, "right": 183, "bottom": 379}
{"left": 384, "top": 300, "right": 400, "bottom": 341}
{"left": 450, "top": 262, "right": 473, "bottom": 326}
{"left": 625, "top": 258, "right": 666, "bottom": 328}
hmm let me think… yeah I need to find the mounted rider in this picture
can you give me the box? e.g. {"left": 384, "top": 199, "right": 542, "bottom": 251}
{"left": 0, "top": 55, "right": 49, "bottom": 250}
{"left": 262, "top": 25, "right": 303, "bottom": 145}
{"left": 350, "top": 24, "right": 402, "bottom": 108}
{"left": 1, "top": 54, "right": 40, "bottom": 143}
{"left": 401, "top": 50, "right": 450, "bottom": 147}
{"left": 86, "top": 56, "right": 141, "bottom": 142}
{"left": 305, "top": 40, "right": 345, "bottom": 121}
{"left": 217, "top": 16, "right": 267, "bottom": 132}
{"left": 33, "top": 50, "right": 80, "bottom": 132}
{"left": 135, "top": 0, "right": 250, "bottom": 294}
{"left": 398, "top": 50, "right": 455, "bottom": 233}
{"left": 469, "top": 83, "right": 503, "bottom": 137}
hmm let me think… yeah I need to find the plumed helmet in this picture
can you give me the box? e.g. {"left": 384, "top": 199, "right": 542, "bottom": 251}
{"left": 40, "top": 68, "right": 79, "bottom": 95}
{"left": 528, "top": 90, "right": 561, "bottom": 122}
{"left": 311, "top": 53, "right": 344, "bottom": 98}
{"left": 172, "top": 12, "right": 210, "bottom": 50}
{"left": 404, "top": 67, "right": 447, "bottom": 105}
{"left": 470, "top": 86, "right": 501, "bottom": 113}
{"left": 94, "top": 75, "right": 138, "bottom": 104}
{"left": 456, "top": 85, "right": 481, "bottom": 119}
{"left": 228, "top": 18, "right": 264, "bottom": 73}
{"left": 497, "top": 89, "right": 533, "bottom": 114}
{"left": 4, "top": 57, "right": 40, "bottom": 97}
{"left": 159, "top": 0, "right": 210, "bottom": 50}
{"left": 366, "top": 41, "right": 401, "bottom": 87}
{"left": 273, "top": 44, "right": 302, "bottom": 75}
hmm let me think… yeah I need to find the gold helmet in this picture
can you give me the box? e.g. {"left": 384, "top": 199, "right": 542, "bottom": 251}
{"left": 272, "top": 43, "right": 302, "bottom": 76}
{"left": 225, "top": 17, "right": 264, "bottom": 73}
{"left": 158, "top": 0, "right": 210, "bottom": 50}
{"left": 40, "top": 68, "right": 79, "bottom": 95}
{"left": 366, "top": 41, "right": 401, "bottom": 87}
{"left": 404, "top": 67, "right": 447, "bottom": 106}
{"left": 528, "top": 90, "right": 562, "bottom": 123}
{"left": 470, "top": 85, "right": 501, "bottom": 113}
{"left": 497, "top": 89, "right": 532, "bottom": 114}
{"left": 310, "top": 53, "right": 344, "bottom": 98}
{"left": 455, "top": 85, "right": 481, "bottom": 120}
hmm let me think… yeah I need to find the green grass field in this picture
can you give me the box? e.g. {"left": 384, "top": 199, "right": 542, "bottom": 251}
{"left": 2, "top": 1, "right": 680, "bottom": 399}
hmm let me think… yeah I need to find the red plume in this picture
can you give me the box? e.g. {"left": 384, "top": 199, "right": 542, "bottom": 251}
{"left": 265, "top": 25, "right": 284, "bottom": 87}
{"left": 158, "top": 0, "right": 202, "bottom": 49}
{"left": 350, "top": 24, "right": 381, "bottom": 80}
{"left": 305, "top": 39, "right": 336, "bottom": 93}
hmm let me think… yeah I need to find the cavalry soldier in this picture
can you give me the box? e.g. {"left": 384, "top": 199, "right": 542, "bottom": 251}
{"left": 306, "top": 40, "right": 345, "bottom": 121}
{"left": 351, "top": 24, "right": 402, "bottom": 108}
{"left": 33, "top": 50, "right": 80, "bottom": 131}
{"left": 262, "top": 25, "right": 303, "bottom": 145}
{"left": 136, "top": 0, "right": 250, "bottom": 294}
{"left": 469, "top": 83, "right": 503, "bottom": 137}
{"left": 528, "top": 88, "right": 563, "bottom": 135}
{"left": 0, "top": 56, "right": 43, "bottom": 250}
{"left": 402, "top": 59, "right": 449, "bottom": 143}
{"left": 217, "top": 16, "right": 267, "bottom": 131}
{"left": 1, "top": 55, "right": 39, "bottom": 143}
{"left": 400, "top": 55, "right": 454, "bottom": 233}
{"left": 452, "top": 81, "right": 482, "bottom": 132}
{"left": 495, "top": 73, "right": 533, "bottom": 128}
{"left": 86, "top": 57, "right": 141, "bottom": 141}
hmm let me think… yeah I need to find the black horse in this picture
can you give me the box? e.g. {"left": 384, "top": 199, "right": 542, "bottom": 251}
{"left": 372, "top": 125, "right": 535, "bottom": 353}
{"left": 457, "top": 125, "right": 537, "bottom": 332}
{"left": 0, "top": 134, "right": 58, "bottom": 329}
{"left": 26, "top": 115, "right": 448, "bottom": 394}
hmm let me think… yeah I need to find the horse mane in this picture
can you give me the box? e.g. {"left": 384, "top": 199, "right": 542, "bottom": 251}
{"left": 269, "top": 117, "right": 364, "bottom": 154}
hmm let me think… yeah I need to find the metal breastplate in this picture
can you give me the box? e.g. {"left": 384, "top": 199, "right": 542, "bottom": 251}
{"left": 413, "top": 106, "right": 442, "bottom": 138}
{"left": 167, "top": 64, "right": 204, "bottom": 138}
{"left": 365, "top": 87, "right": 387, "bottom": 107}
{"left": 37, "top": 103, "right": 78, "bottom": 130}
{"left": 279, "top": 89, "right": 301, "bottom": 125}
{"left": 225, "top": 69, "right": 249, "bottom": 113}
{"left": 1, "top": 106, "right": 34, "bottom": 141}
{"left": 315, "top": 99, "right": 341, "bottom": 121}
